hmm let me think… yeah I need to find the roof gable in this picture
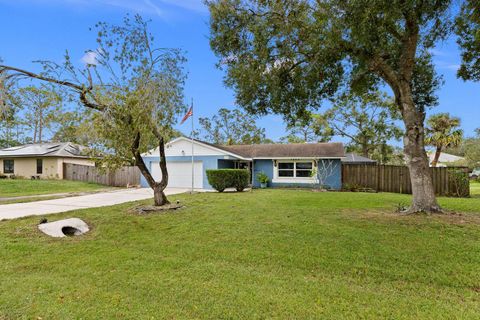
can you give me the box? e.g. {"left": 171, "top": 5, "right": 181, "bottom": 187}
{"left": 142, "top": 137, "right": 248, "bottom": 159}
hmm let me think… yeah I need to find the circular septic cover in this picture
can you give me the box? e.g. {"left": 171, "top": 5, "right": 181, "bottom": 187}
{"left": 38, "top": 218, "right": 89, "bottom": 238}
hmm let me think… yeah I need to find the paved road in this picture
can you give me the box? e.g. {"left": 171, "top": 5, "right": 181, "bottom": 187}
{"left": 0, "top": 188, "right": 190, "bottom": 221}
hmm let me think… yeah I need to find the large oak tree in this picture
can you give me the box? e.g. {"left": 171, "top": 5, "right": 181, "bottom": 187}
{"left": 207, "top": 0, "right": 475, "bottom": 213}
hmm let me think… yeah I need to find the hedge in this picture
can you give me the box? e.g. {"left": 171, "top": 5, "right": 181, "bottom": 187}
{"left": 206, "top": 169, "right": 251, "bottom": 192}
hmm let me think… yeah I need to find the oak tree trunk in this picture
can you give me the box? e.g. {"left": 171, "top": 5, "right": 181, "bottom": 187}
{"left": 401, "top": 96, "right": 441, "bottom": 213}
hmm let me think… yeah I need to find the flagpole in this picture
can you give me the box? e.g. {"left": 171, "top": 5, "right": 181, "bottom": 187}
{"left": 191, "top": 98, "right": 194, "bottom": 194}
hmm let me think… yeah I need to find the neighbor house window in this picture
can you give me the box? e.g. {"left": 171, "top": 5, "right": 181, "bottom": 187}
{"left": 277, "top": 161, "right": 314, "bottom": 178}
{"left": 36, "top": 159, "right": 43, "bottom": 174}
{"left": 3, "top": 160, "right": 14, "bottom": 174}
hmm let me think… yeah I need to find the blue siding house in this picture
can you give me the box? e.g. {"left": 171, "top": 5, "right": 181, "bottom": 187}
{"left": 141, "top": 137, "right": 345, "bottom": 190}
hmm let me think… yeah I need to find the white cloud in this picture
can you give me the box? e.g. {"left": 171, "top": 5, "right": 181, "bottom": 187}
{"left": 81, "top": 51, "right": 99, "bottom": 66}
{"left": 428, "top": 48, "right": 449, "bottom": 57}
{"left": 435, "top": 60, "right": 460, "bottom": 72}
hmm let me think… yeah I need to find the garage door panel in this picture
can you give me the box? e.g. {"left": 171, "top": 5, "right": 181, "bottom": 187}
{"left": 151, "top": 161, "right": 203, "bottom": 189}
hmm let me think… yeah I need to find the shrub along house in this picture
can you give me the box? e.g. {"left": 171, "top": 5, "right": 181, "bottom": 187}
{"left": 141, "top": 137, "right": 345, "bottom": 190}
{"left": 0, "top": 142, "right": 94, "bottom": 179}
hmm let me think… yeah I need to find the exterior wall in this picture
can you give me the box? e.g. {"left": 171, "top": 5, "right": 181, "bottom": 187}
{"left": 252, "top": 159, "right": 274, "bottom": 188}
{"left": 0, "top": 157, "right": 60, "bottom": 179}
{"left": 0, "top": 157, "right": 95, "bottom": 179}
{"left": 141, "top": 155, "right": 240, "bottom": 189}
{"left": 253, "top": 159, "right": 342, "bottom": 190}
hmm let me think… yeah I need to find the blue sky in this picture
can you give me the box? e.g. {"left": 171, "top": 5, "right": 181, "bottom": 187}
{"left": 0, "top": 0, "right": 478, "bottom": 143}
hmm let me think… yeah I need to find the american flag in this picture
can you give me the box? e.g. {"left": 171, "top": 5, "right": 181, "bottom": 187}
{"left": 180, "top": 106, "right": 193, "bottom": 124}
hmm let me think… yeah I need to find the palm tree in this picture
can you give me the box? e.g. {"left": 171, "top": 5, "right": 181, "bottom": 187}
{"left": 425, "top": 113, "right": 463, "bottom": 167}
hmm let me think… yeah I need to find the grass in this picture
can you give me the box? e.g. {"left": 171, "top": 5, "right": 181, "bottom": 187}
{"left": 0, "top": 179, "right": 111, "bottom": 198}
{"left": 1, "top": 190, "right": 480, "bottom": 319}
{"left": 470, "top": 181, "right": 480, "bottom": 197}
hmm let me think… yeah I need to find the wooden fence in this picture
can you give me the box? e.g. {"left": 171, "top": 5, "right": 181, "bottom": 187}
{"left": 342, "top": 164, "right": 470, "bottom": 197}
{"left": 63, "top": 163, "right": 141, "bottom": 187}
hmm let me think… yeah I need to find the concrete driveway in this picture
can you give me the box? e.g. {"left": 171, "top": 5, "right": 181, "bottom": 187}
{"left": 0, "top": 188, "right": 190, "bottom": 221}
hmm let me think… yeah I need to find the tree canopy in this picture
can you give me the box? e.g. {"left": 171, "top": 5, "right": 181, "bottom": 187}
{"left": 195, "top": 107, "right": 267, "bottom": 145}
{"left": 326, "top": 91, "right": 402, "bottom": 161}
{"left": 455, "top": 0, "right": 480, "bottom": 81}
{"left": 280, "top": 112, "right": 332, "bottom": 143}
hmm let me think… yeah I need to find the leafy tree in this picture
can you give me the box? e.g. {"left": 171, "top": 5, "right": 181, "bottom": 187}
{"left": 279, "top": 134, "right": 307, "bottom": 144}
{"left": 455, "top": 0, "right": 480, "bottom": 81}
{"left": 464, "top": 137, "right": 480, "bottom": 169}
{"left": 0, "top": 15, "right": 186, "bottom": 206}
{"left": 446, "top": 128, "right": 480, "bottom": 169}
{"left": 196, "top": 107, "right": 266, "bottom": 145}
{"left": 206, "top": 0, "right": 472, "bottom": 213}
{"left": 280, "top": 113, "right": 332, "bottom": 143}
{"left": 326, "top": 91, "right": 403, "bottom": 159}
{"left": 425, "top": 113, "right": 463, "bottom": 167}
{"left": 18, "top": 85, "right": 62, "bottom": 143}
{"left": 51, "top": 109, "right": 97, "bottom": 145}
{"left": 0, "top": 66, "right": 24, "bottom": 147}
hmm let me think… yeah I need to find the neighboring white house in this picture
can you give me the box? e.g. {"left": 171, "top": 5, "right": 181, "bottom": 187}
{"left": 427, "top": 151, "right": 465, "bottom": 167}
{"left": 0, "top": 142, "right": 95, "bottom": 179}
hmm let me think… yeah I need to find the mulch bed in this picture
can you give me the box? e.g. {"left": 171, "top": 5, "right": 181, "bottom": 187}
{"left": 130, "top": 203, "right": 184, "bottom": 215}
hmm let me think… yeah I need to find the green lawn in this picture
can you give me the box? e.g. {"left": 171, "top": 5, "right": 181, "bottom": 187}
{"left": 471, "top": 181, "right": 480, "bottom": 197}
{"left": 1, "top": 190, "right": 480, "bottom": 319}
{"left": 0, "top": 179, "right": 110, "bottom": 198}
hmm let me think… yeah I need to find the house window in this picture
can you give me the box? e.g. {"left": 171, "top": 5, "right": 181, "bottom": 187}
{"left": 3, "top": 160, "right": 14, "bottom": 174}
{"left": 278, "top": 162, "right": 294, "bottom": 177}
{"left": 37, "top": 159, "right": 43, "bottom": 174}
{"left": 277, "top": 161, "right": 314, "bottom": 178}
{"left": 296, "top": 162, "right": 313, "bottom": 177}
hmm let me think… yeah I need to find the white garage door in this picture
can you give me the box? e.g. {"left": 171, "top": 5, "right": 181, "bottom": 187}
{"left": 151, "top": 161, "right": 203, "bottom": 189}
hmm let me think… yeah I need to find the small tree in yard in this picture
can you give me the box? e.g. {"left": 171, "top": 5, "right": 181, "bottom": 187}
{"left": 207, "top": 0, "right": 479, "bottom": 213}
{"left": 425, "top": 113, "right": 463, "bottom": 167}
{"left": 0, "top": 15, "right": 187, "bottom": 206}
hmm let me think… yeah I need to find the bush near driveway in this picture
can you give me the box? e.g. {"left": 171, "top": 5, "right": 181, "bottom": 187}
{"left": 206, "top": 169, "right": 250, "bottom": 192}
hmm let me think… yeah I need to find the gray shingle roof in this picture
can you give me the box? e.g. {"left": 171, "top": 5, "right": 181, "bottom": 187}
{"left": 0, "top": 142, "right": 90, "bottom": 159}
{"left": 215, "top": 142, "right": 345, "bottom": 159}
{"left": 342, "top": 153, "right": 377, "bottom": 164}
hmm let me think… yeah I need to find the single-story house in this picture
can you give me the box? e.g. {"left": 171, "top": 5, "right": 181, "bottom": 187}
{"left": 427, "top": 152, "right": 465, "bottom": 167}
{"left": 0, "top": 142, "right": 94, "bottom": 179}
{"left": 342, "top": 153, "right": 377, "bottom": 165}
{"left": 141, "top": 137, "right": 345, "bottom": 190}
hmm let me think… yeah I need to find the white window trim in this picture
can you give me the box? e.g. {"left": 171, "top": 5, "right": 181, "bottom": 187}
{"left": 272, "top": 160, "right": 318, "bottom": 184}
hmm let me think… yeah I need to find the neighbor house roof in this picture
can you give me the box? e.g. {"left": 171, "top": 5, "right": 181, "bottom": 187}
{"left": 0, "top": 142, "right": 90, "bottom": 159}
{"left": 427, "top": 152, "right": 464, "bottom": 164}
{"left": 342, "top": 153, "right": 377, "bottom": 164}
{"left": 216, "top": 142, "right": 345, "bottom": 159}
